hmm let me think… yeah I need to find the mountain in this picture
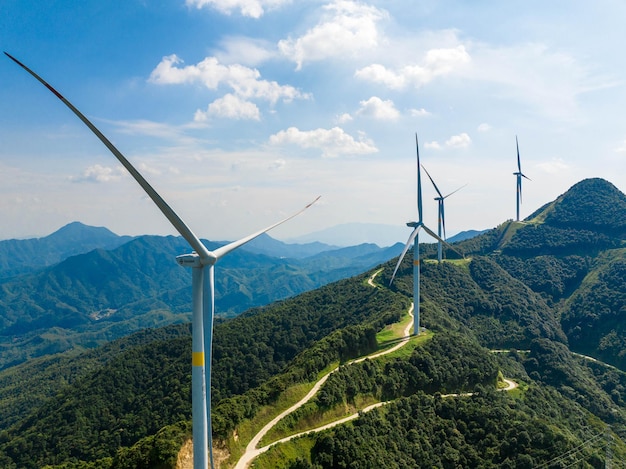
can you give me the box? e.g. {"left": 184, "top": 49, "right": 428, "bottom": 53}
{"left": 0, "top": 231, "right": 403, "bottom": 370}
{"left": 286, "top": 222, "right": 409, "bottom": 247}
{"left": 0, "top": 222, "right": 134, "bottom": 279}
{"left": 239, "top": 232, "right": 338, "bottom": 258}
{"left": 447, "top": 229, "right": 488, "bottom": 243}
{"left": 2, "top": 177, "right": 626, "bottom": 467}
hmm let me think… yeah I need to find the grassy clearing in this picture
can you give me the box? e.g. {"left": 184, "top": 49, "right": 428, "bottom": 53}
{"left": 253, "top": 435, "right": 316, "bottom": 469}
{"left": 376, "top": 308, "right": 412, "bottom": 344}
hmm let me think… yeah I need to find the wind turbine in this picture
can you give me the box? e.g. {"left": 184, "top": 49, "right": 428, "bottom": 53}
{"left": 390, "top": 134, "right": 461, "bottom": 336}
{"left": 421, "top": 165, "right": 466, "bottom": 262}
{"left": 5, "top": 52, "right": 319, "bottom": 469}
{"left": 513, "top": 136, "right": 531, "bottom": 221}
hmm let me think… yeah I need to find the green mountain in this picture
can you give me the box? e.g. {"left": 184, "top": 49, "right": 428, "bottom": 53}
{"left": 1, "top": 177, "right": 626, "bottom": 468}
{"left": 0, "top": 222, "right": 134, "bottom": 279}
{"left": 0, "top": 230, "right": 402, "bottom": 370}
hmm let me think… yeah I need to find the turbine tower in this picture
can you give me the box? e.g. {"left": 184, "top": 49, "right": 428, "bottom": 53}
{"left": 390, "top": 134, "right": 458, "bottom": 336}
{"left": 6, "top": 52, "right": 319, "bottom": 469}
{"left": 513, "top": 136, "right": 531, "bottom": 221}
{"left": 421, "top": 165, "right": 465, "bottom": 262}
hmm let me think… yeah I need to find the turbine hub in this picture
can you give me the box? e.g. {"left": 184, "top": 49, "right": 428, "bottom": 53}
{"left": 407, "top": 221, "right": 420, "bottom": 228}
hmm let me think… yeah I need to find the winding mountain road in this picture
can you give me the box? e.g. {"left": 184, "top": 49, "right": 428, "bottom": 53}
{"left": 234, "top": 270, "right": 411, "bottom": 469}
{"left": 233, "top": 269, "right": 517, "bottom": 468}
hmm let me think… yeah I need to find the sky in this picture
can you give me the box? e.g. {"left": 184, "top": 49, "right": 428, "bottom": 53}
{"left": 1, "top": 0, "right": 626, "bottom": 245}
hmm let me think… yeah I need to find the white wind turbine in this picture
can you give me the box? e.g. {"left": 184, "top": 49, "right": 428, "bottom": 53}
{"left": 390, "top": 134, "right": 461, "bottom": 336}
{"left": 513, "top": 136, "right": 531, "bottom": 222}
{"left": 421, "top": 165, "right": 466, "bottom": 262}
{"left": 5, "top": 52, "right": 319, "bottom": 469}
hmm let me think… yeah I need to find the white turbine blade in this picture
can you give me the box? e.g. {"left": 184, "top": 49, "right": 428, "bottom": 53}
{"left": 421, "top": 164, "right": 442, "bottom": 198}
{"left": 443, "top": 183, "right": 467, "bottom": 199}
{"left": 521, "top": 173, "right": 532, "bottom": 181}
{"left": 5, "top": 52, "right": 214, "bottom": 262}
{"left": 415, "top": 134, "right": 423, "bottom": 222}
{"left": 422, "top": 224, "right": 465, "bottom": 258}
{"left": 212, "top": 196, "right": 321, "bottom": 260}
{"left": 390, "top": 226, "right": 420, "bottom": 285}
{"left": 516, "top": 135, "right": 521, "bottom": 172}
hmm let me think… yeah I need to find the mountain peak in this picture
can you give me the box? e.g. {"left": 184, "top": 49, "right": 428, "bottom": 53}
{"left": 533, "top": 178, "right": 626, "bottom": 234}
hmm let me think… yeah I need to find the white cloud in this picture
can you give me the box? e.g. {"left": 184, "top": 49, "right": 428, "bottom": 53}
{"left": 424, "top": 133, "right": 471, "bottom": 150}
{"left": 477, "top": 123, "right": 491, "bottom": 132}
{"left": 335, "top": 113, "right": 353, "bottom": 124}
{"left": 424, "top": 141, "right": 441, "bottom": 150}
{"left": 410, "top": 108, "right": 431, "bottom": 117}
{"left": 195, "top": 94, "right": 261, "bottom": 121}
{"left": 70, "top": 164, "right": 127, "bottom": 183}
{"left": 269, "top": 126, "right": 378, "bottom": 157}
{"left": 149, "top": 54, "right": 309, "bottom": 104}
{"left": 214, "top": 37, "right": 277, "bottom": 67}
{"left": 278, "top": 0, "right": 388, "bottom": 70}
{"left": 185, "top": 0, "right": 290, "bottom": 18}
{"left": 355, "top": 96, "right": 399, "bottom": 120}
{"left": 355, "top": 45, "right": 471, "bottom": 89}
{"left": 445, "top": 132, "right": 471, "bottom": 148}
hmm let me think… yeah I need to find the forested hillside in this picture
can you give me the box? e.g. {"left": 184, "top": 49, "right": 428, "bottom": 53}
{"left": 0, "top": 229, "right": 401, "bottom": 370}
{"left": 1, "top": 177, "right": 626, "bottom": 468}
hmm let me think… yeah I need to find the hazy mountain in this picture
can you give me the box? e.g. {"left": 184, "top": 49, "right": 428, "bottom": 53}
{"left": 286, "top": 222, "right": 409, "bottom": 247}
{"left": 239, "top": 232, "right": 338, "bottom": 258}
{"left": 0, "top": 222, "right": 133, "bottom": 279}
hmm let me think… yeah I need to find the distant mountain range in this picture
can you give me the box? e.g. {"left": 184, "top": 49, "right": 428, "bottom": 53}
{"left": 0, "top": 222, "right": 405, "bottom": 369}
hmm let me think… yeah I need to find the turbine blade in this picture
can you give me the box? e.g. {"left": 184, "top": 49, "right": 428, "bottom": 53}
{"left": 421, "top": 164, "right": 442, "bottom": 198}
{"left": 212, "top": 196, "right": 321, "bottom": 259}
{"left": 522, "top": 173, "right": 531, "bottom": 181}
{"left": 389, "top": 226, "right": 420, "bottom": 285}
{"left": 516, "top": 135, "right": 521, "bottom": 172}
{"left": 517, "top": 177, "right": 523, "bottom": 204}
{"left": 5, "top": 52, "right": 214, "bottom": 262}
{"left": 443, "top": 183, "right": 467, "bottom": 199}
{"left": 415, "top": 134, "right": 423, "bottom": 223}
{"left": 422, "top": 224, "right": 465, "bottom": 258}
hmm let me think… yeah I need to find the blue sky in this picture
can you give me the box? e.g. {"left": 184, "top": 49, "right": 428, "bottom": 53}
{"left": 1, "top": 0, "right": 626, "bottom": 244}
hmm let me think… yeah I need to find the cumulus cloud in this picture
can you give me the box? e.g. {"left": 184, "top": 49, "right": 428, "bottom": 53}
{"left": 278, "top": 0, "right": 388, "bottom": 70}
{"left": 425, "top": 133, "right": 471, "bottom": 150}
{"left": 355, "top": 45, "right": 471, "bottom": 89}
{"left": 195, "top": 94, "right": 261, "bottom": 121}
{"left": 355, "top": 96, "right": 399, "bottom": 120}
{"left": 410, "top": 108, "right": 431, "bottom": 117}
{"left": 335, "top": 113, "right": 353, "bottom": 124}
{"left": 70, "top": 164, "right": 127, "bottom": 183}
{"left": 477, "top": 123, "right": 491, "bottom": 132}
{"left": 149, "top": 54, "right": 309, "bottom": 104}
{"left": 185, "top": 0, "right": 290, "bottom": 18}
{"left": 424, "top": 141, "right": 441, "bottom": 150}
{"left": 269, "top": 126, "right": 378, "bottom": 157}
{"left": 445, "top": 132, "right": 471, "bottom": 148}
